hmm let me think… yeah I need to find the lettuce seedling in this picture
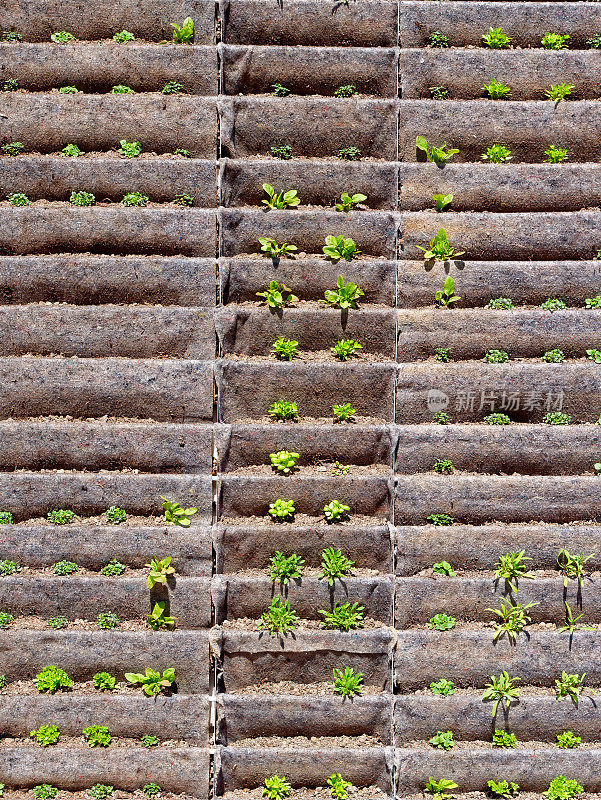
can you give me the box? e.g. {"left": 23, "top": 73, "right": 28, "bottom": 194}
{"left": 482, "top": 671, "right": 520, "bottom": 716}
{"left": 331, "top": 461, "right": 350, "bottom": 475}
{"left": 481, "top": 144, "right": 512, "bottom": 163}
{"left": 323, "top": 236, "right": 360, "bottom": 262}
{"left": 117, "top": 140, "right": 142, "bottom": 158}
{"left": 545, "top": 83, "right": 574, "bottom": 104}
{"left": 545, "top": 777, "right": 583, "bottom": 800}
{"left": 430, "top": 678, "right": 455, "bottom": 695}
{"left": 332, "top": 339, "right": 362, "bottom": 360}
{"left": 1, "top": 31, "right": 22, "bottom": 42}
{"left": 428, "top": 613, "right": 456, "bottom": 630}
{"left": 542, "top": 412, "right": 571, "bottom": 424}
{"left": 48, "top": 616, "right": 68, "bottom": 629}
{"left": 121, "top": 191, "right": 149, "bottom": 207}
{"left": 51, "top": 31, "right": 76, "bottom": 43}
{"left": 324, "top": 276, "right": 364, "bottom": 308}
{"left": 111, "top": 85, "right": 133, "bottom": 95}
{"left": 271, "top": 337, "right": 299, "bottom": 361}
{"left": 268, "top": 552, "right": 304, "bottom": 583}
{"left": 92, "top": 672, "right": 116, "bottom": 691}
{"left": 270, "top": 145, "right": 292, "bottom": 160}
{"left": 83, "top": 725, "right": 111, "bottom": 747}
{"left": 171, "top": 18, "right": 194, "bottom": 43}
{"left": 175, "top": 148, "right": 190, "bottom": 157}
{"left": 1, "top": 142, "right": 24, "bottom": 156}
{"left": 263, "top": 775, "right": 291, "bottom": 800}
{"left": 258, "top": 597, "right": 299, "bottom": 635}
{"left": 432, "top": 561, "right": 455, "bottom": 576}
{"left": 482, "top": 79, "right": 511, "bottom": 99}
{"left": 587, "top": 348, "right": 601, "bottom": 362}
{"left": 424, "top": 778, "right": 458, "bottom": 800}
{"left": 492, "top": 729, "right": 517, "bottom": 748}
{"left": 418, "top": 230, "right": 464, "bottom": 263}
{"left": 100, "top": 559, "right": 125, "bottom": 576}
{"left": 0, "top": 512, "right": 13, "bottom": 524}
{"left": 142, "top": 785, "right": 161, "bottom": 798}
{"left": 416, "top": 136, "right": 458, "bottom": 164}
{"left": 320, "top": 601, "right": 364, "bottom": 630}
{"left": 433, "top": 194, "right": 453, "bottom": 211}
{"left": 125, "top": 667, "right": 175, "bottom": 696}
{"left": 432, "top": 458, "right": 454, "bottom": 474}
{"left": 335, "top": 192, "right": 367, "bottom": 212}
{"left": 173, "top": 193, "right": 194, "bottom": 206}
{"left": 48, "top": 509, "right": 76, "bottom": 524}
{"left": 487, "top": 297, "right": 514, "bottom": 309}
{"left": 30, "top": 725, "right": 60, "bottom": 747}
{"left": 556, "top": 731, "right": 581, "bottom": 749}
{"left": 587, "top": 34, "right": 601, "bottom": 48}
{"left": 542, "top": 349, "right": 565, "bottom": 362}
{"left": 334, "top": 85, "right": 357, "bottom": 98}
{"left": 105, "top": 506, "right": 126, "bottom": 524}
{"left": 0, "top": 560, "right": 19, "bottom": 576}
{"left": 33, "top": 787, "right": 58, "bottom": 800}
{"left": 541, "top": 298, "right": 566, "bottom": 311}
{"left": 268, "top": 401, "right": 298, "bottom": 421}
{"left": 434, "top": 411, "right": 450, "bottom": 424}
{"left": 428, "top": 31, "right": 449, "bottom": 47}
{"left": 586, "top": 295, "right": 601, "bottom": 308}
{"left": 35, "top": 666, "right": 72, "bottom": 693}
{"left": 7, "top": 193, "right": 30, "bottom": 206}
{"left": 89, "top": 786, "right": 113, "bottom": 799}
{"left": 113, "top": 30, "right": 135, "bottom": 42}
{"left": 337, "top": 147, "right": 362, "bottom": 160}
{"left": 161, "top": 497, "right": 197, "bottom": 527}
{"left": 430, "top": 86, "right": 449, "bottom": 100}
{"left": 435, "top": 276, "right": 461, "bottom": 306}
{"left": 487, "top": 780, "right": 519, "bottom": 799}
{"left": 259, "top": 237, "right": 297, "bottom": 258}
{"left": 482, "top": 27, "right": 512, "bottom": 48}
{"left": 327, "top": 774, "right": 353, "bottom": 800}
{"left": 262, "top": 184, "right": 300, "bottom": 210}
{"left": 324, "top": 500, "right": 350, "bottom": 523}
{"left": 58, "top": 86, "right": 79, "bottom": 93}
{"left": 427, "top": 513, "right": 454, "bottom": 526}
{"left": 435, "top": 347, "right": 450, "bottom": 362}
{"left": 483, "top": 349, "right": 509, "bottom": 363}
{"left": 62, "top": 143, "right": 84, "bottom": 157}
{"left": 268, "top": 499, "right": 296, "bottom": 520}
{"left": 429, "top": 731, "right": 454, "bottom": 750}
{"left": 69, "top": 191, "right": 95, "bottom": 207}
{"left": 332, "top": 403, "right": 356, "bottom": 422}
{"left": 256, "top": 281, "right": 298, "bottom": 308}
{"left": 269, "top": 450, "right": 299, "bottom": 474}
{"left": 485, "top": 413, "right": 511, "bottom": 425}
{"left": 541, "top": 32, "right": 570, "bottom": 49}
{"left": 141, "top": 734, "right": 159, "bottom": 747}
{"left": 52, "top": 560, "right": 78, "bottom": 575}
{"left": 162, "top": 81, "right": 185, "bottom": 94}
{"left": 271, "top": 83, "right": 290, "bottom": 97}
{"left": 96, "top": 612, "right": 120, "bottom": 629}
{"left": 544, "top": 145, "right": 568, "bottom": 163}
{"left": 145, "top": 556, "right": 175, "bottom": 589}
{"left": 331, "top": 666, "right": 364, "bottom": 697}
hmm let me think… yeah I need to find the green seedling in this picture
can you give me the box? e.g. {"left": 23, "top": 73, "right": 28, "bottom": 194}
{"left": 0, "top": 560, "right": 19, "bottom": 576}
{"left": 542, "top": 349, "right": 565, "bottom": 363}
{"left": 105, "top": 506, "right": 126, "bottom": 524}
{"left": 113, "top": 30, "right": 135, "bottom": 42}
{"left": 482, "top": 79, "right": 511, "bottom": 99}
{"left": 173, "top": 193, "right": 194, "bottom": 206}
{"left": 0, "top": 611, "right": 12, "bottom": 628}
{"left": 587, "top": 34, "right": 601, "bottom": 48}
{"left": 435, "top": 347, "right": 450, "bottom": 362}
{"left": 541, "top": 32, "right": 570, "bottom": 49}
{"left": 433, "top": 193, "right": 453, "bottom": 211}
{"left": 162, "top": 80, "right": 185, "bottom": 94}
{"left": 262, "top": 183, "right": 300, "bottom": 210}
{"left": 335, "top": 191, "right": 367, "bottom": 213}
{"left": 125, "top": 667, "right": 175, "bottom": 696}
{"left": 51, "top": 31, "right": 76, "bottom": 43}
{"left": 430, "top": 86, "right": 449, "bottom": 100}
{"left": 483, "top": 349, "right": 509, "bottom": 363}
{"left": 482, "top": 144, "right": 512, "bottom": 163}
{"left": 2, "top": 79, "right": 19, "bottom": 92}
{"left": 35, "top": 666, "right": 72, "bottom": 693}
{"left": 271, "top": 337, "right": 299, "bottom": 361}
{"left": 542, "top": 412, "right": 571, "bottom": 425}
{"left": 112, "top": 84, "right": 134, "bottom": 94}
{"left": 62, "top": 143, "right": 84, "bottom": 157}
{"left": 268, "top": 499, "right": 296, "bottom": 520}
{"left": 262, "top": 775, "right": 291, "bottom": 800}
{"left": 92, "top": 672, "right": 116, "bottom": 691}
{"left": 96, "top": 612, "right": 119, "bottom": 630}
{"left": 545, "top": 777, "right": 583, "bottom": 800}
{"left": 171, "top": 17, "right": 194, "bottom": 43}
{"left": 487, "top": 780, "right": 519, "bottom": 799}
{"left": 161, "top": 497, "right": 197, "bottom": 527}
{"left": 419, "top": 230, "right": 464, "bottom": 263}
{"left": 270, "top": 145, "right": 293, "bottom": 160}
{"left": 83, "top": 725, "right": 111, "bottom": 747}
{"left": 337, "top": 147, "right": 362, "bottom": 160}
{"left": 331, "top": 666, "right": 363, "bottom": 697}
{"left": 47, "top": 509, "right": 76, "bottom": 524}
{"left": 268, "top": 400, "right": 298, "bottom": 421}
{"left": 271, "top": 83, "right": 290, "bottom": 97}
{"left": 427, "top": 513, "right": 454, "bottom": 525}
{"left": 433, "top": 561, "right": 455, "bottom": 576}
{"left": 333, "top": 402, "right": 356, "bottom": 422}
{"left": 542, "top": 298, "right": 566, "bottom": 311}
{"left": 587, "top": 348, "right": 601, "bottom": 362}
{"left": 482, "top": 27, "right": 512, "bottom": 48}
{"left": 89, "top": 786, "right": 113, "bottom": 800}
{"left": 424, "top": 778, "right": 458, "bottom": 800}
{"left": 100, "top": 559, "right": 126, "bottom": 577}
{"left": 256, "top": 281, "right": 298, "bottom": 308}
{"left": 117, "top": 140, "right": 142, "bottom": 157}
{"left": 545, "top": 83, "right": 574, "bottom": 104}
{"left": 323, "top": 235, "right": 360, "bottom": 262}
{"left": 142, "top": 785, "right": 161, "bottom": 798}
{"left": 331, "top": 461, "right": 351, "bottom": 476}
{"left": 494, "top": 551, "right": 533, "bottom": 592}
{"left": 48, "top": 616, "right": 68, "bottom": 629}
{"left": 147, "top": 601, "right": 175, "bottom": 630}
{"left": 269, "top": 450, "right": 300, "bottom": 474}
{"left": 324, "top": 276, "right": 364, "bottom": 309}
{"left": 7, "top": 193, "right": 29, "bottom": 206}
{"left": 69, "top": 191, "right": 95, "bottom": 206}
{"left": 121, "top": 191, "right": 148, "bottom": 206}
{"left": 258, "top": 597, "right": 299, "bottom": 635}
{"left": 544, "top": 145, "right": 568, "bottom": 163}
{"left": 1, "top": 31, "right": 22, "bottom": 42}
{"left": 555, "top": 671, "right": 587, "bottom": 703}
{"left": 429, "top": 730, "right": 454, "bottom": 750}
{"left": 52, "top": 560, "right": 78, "bottom": 575}
{"left": 141, "top": 734, "right": 159, "bottom": 747}
{"left": 33, "top": 787, "right": 58, "bottom": 800}
{"left": 430, "top": 678, "right": 455, "bottom": 695}
{"left": 487, "top": 297, "right": 514, "bottom": 309}
{"left": 259, "top": 237, "right": 297, "bottom": 258}
{"left": 58, "top": 85, "right": 79, "bottom": 93}
{"left": 492, "top": 729, "right": 517, "bottom": 748}
{"left": 334, "top": 85, "right": 357, "bottom": 98}
{"left": 434, "top": 411, "right": 450, "bottom": 424}
{"left": 558, "top": 602, "right": 593, "bottom": 635}
{"left": 428, "top": 31, "right": 449, "bottom": 47}
{"left": 332, "top": 339, "right": 362, "bottom": 361}
{"left": 435, "top": 277, "right": 461, "bottom": 306}
{"left": 556, "top": 731, "right": 581, "bottom": 749}
{"left": 320, "top": 548, "right": 355, "bottom": 583}
{"left": 416, "top": 136, "right": 459, "bottom": 164}
{"left": 269, "top": 552, "right": 305, "bottom": 583}
{"left": 320, "top": 601, "right": 365, "bottom": 631}
{"left": 174, "top": 148, "right": 190, "bottom": 157}
{"left": 485, "top": 413, "right": 511, "bottom": 425}
{"left": 488, "top": 599, "right": 538, "bottom": 643}
{"left": 1, "top": 142, "right": 24, "bottom": 156}
{"left": 145, "top": 557, "right": 175, "bottom": 589}
{"left": 557, "top": 549, "right": 594, "bottom": 588}
{"left": 327, "top": 774, "right": 353, "bottom": 800}
{"left": 482, "top": 671, "right": 521, "bottom": 716}
{"left": 0, "top": 512, "right": 13, "bottom": 524}
{"left": 428, "top": 613, "right": 456, "bottom": 630}
{"left": 432, "top": 459, "right": 454, "bottom": 474}
{"left": 30, "top": 725, "right": 60, "bottom": 747}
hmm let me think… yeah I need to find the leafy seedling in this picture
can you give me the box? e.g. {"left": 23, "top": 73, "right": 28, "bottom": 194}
{"left": 58, "top": 85, "right": 79, "bottom": 93}
{"left": 419, "top": 230, "right": 464, "bottom": 263}
{"left": 482, "top": 79, "right": 511, "bottom": 99}
{"left": 487, "top": 781, "right": 519, "bottom": 799}
{"left": 53, "top": 560, "right": 77, "bottom": 575}
{"left": 557, "top": 602, "right": 593, "bottom": 636}
{"left": 487, "top": 599, "right": 538, "bottom": 643}
{"left": 320, "top": 601, "right": 365, "bottom": 631}
{"left": 122, "top": 191, "right": 148, "bottom": 207}
{"left": 429, "top": 731, "right": 454, "bottom": 750}
{"left": 100, "top": 559, "right": 126, "bottom": 577}
{"left": 171, "top": 18, "right": 194, "bottom": 43}
{"left": 482, "top": 671, "right": 520, "bottom": 716}
{"left": 256, "top": 281, "right": 298, "bottom": 308}
{"left": 435, "top": 276, "right": 461, "bottom": 306}
{"left": 117, "top": 140, "right": 142, "bottom": 158}
{"left": 51, "top": 31, "right": 76, "bottom": 43}
{"left": 482, "top": 144, "right": 512, "bottom": 163}
{"left": 271, "top": 83, "right": 290, "bottom": 97}
{"left": 0, "top": 612, "right": 13, "bottom": 629}
{"left": 428, "top": 31, "right": 449, "bottom": 47}
{"left": 424, "top": 778, "right": 458, "bottom": 800}
{"left": 430, "top": 86, "right": 449, "bottom": 100}
{"left": 541, "top": 32, "right": 570, "bottom": 49}
{"left": 48, "top": 616, "right": 68, "bottom": 629}
{"left": 544, "top": 145, "right": 568, "bottom": 163}
{"left": 332, "top": 339, "right": 362, "bottom": 361}
{"left": 258, "top": 597, "right": 299, "bottom": 635}
{"left": 113, "top": 30, "right": 135, "bottom": 43}
{"left": 271, "top": 337, "right": 299, "bottom": 361}
{"left": 162, "top": 81, "right": 185, "bottom": 94}
{"left": 416, "top": 136, "right": 459, "bottom": 164}
{"left": 542, "top": 349, "right": 565, "bottom": 363}
{"left": 492, "top": 729, "right": 517, "bottom": 748}
{"left": 35, "top": 666, "right": 72, "bottom": 694}
{"left": 161, "top": 497, "right": 197, "bottom": 527}
{"left": 545, "top": 777, "right": 583, "bottom": 800}
{"left": 320, "top": 548, "right": 355, "bottom": 585}
{"left": 92, "top": 672, "right": 116, "bottom": 691}
{"left": 262, "top": 776, "right": 291, "bottom": 800}
{"left": 331, "top": 461, "right": 351, "bottom": 476}
{"left": 427, "top": 513, "right": 454, "bottom": 526}
{"left": 333, "top": 403, "right": 356, "bottom": 422}
{"left": 433, "top": 561, "right": 455, "bottom": 576}
{"left": 337, "top": 147, "right": 362, "bottom": 160}
{"left": 141, "top": 734, "right": 159, "bottom": 747}
{"left": 105, "top": 506, "right": 126, "bottom": 524}
{"left": 324, "top": 276, "right": 364, "bottom": 309}
{"left": 30, "top": 725, "right": 60, "bottom": 747}
{"left": 268, "top": 552, "right": 305, "bottom": 584}
{"left": 268, "top": 499, "right": 296, "bottom": 521}
{"left": 125, "top": 667, "right": 175, "bottom": 696}
{"left": 556, "top": 731, "right": 581, "bottom": 749}
{"left": 7, "top": 193, "right": 29, "bottom": 206}
{"left": 147, "top": 601, "right": 176, "bottom": 630}
{"left": 269, "top": 450, "right": 300, "bottom": 474}
{"left": 482, "top": 27, "right": 512, "bottom": 48}
{"left": 428, "top": 613, "right": 456, "bottom": 630}
{"left": 62, "top": 143, "right": 84, "bottom": 157}
{"left": 268, "top": 400, "right": 298, "bottom": 421}
{"left": 47, "top": 509, "right": 76, "bottom": 524}
{"left": 1, "top": 142, "right": 24, "bottom": 156}
{"left": 435, "top": 347, "right": 450, "bottom": 362}
{"left": 543, "top": 412, "right": 571, "bottom": 425}
{"left": 1, "top": 32, "right": 22, "bottom": 42}
{"left": 487, "top": 297, "right": 514, "bottom": 309}
{"left": 2, "top": 79, "right": 19, "bottom": 92}
{"left": 262, "top": 183, "right": 300, "bottom": 210}
{"left": 96, "top": 612, "right": 119, "bottom": 630}
{"left": 33, "top": 787, "right": 58, "bottom": 800}
{"left": 270, "top": 145, "right": 292, "bottom": 160}
{"left": 485, "top": 413, "right": 511, "bottom": 425}
{"left": 557, "top": 549, "right": 594, "bottom": 589}
{"left": 145, "top": 557, "right": 175, "bottom": 589}
{"left": 0, "top": 560, "right": 19, "bottom": 576}
{"left": 89, "top": 786, "right": 113, "bottom": 800}
{"left": 430, "top": 678, "right": 455, "bottom": 695}
{"left": 433, "top": 194, "right": 453, "bottom": 211}
{"left": 259, "top": 237, "right": 297, "bottom": 259}
{"left": 323, "top": 236, "right": 360, "bottom": 262}
{"left": 335, "top": 192, "right": 367, "bottom": 212}
{"left": 327, "top": 774, "right": 353, "bottom": 800}
{"left": 69, "top": 191, "right": 95, "bottom": 206}
{"left": 494, "top": 551, "right": 533, "bottom": 592}
{"left": 432, "top": 458, "right": 454, "bottom": 474}
{"left": 483, "top": 349, "right": 509, "bottom": 363}
{"left": 331, "top": 665, "right": 364, "bottom": 698}
{"left": 545, "top": 83, "right": 574, "bottom": 105}
{"left": 83, "top": 725, "right": 111, "bottom": 747}
{"left": 587, "top": 34, "right": 601, "bottom": 48}
{"left": 334, "top": 85, "right": 357, "bottom": 98}
{"left": 541, "top": 298, "right": 567, "bottom": 311}
{"left": 142, "top": 785, "right": 161, "bottom": 798}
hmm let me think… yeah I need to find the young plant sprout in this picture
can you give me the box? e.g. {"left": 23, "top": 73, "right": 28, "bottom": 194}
{"left": 147, "top": 601, "right": 175, "bottom": 630}
{"left": 69, "top": 191, "right": 95, "bottom": 206}
{"left": 428, "top": 613, "right": 456, "bottom": 630}
{"left": 323, "top": 276, "right": 364, "bottom": 309}
{"left": 121, "top": 192, "right": 149, "bottom": 207}
{"left": 424, "top": 778, "right": 458, "bottom": 800}
{"left": 58, "top": 86, "right": 79, "bottom": 94}
{"left": 171, "top": 17, "right": 194, "bottom": 43}
{"left": 271, "top": 337, "right": 299, "bottom": 360}
{"left": 482, "top": 671, "right": 520, "bottom": 716}
{"left": 435, "top": 347, "right": 451, "bottom": 362}
{"left": 494, "top": 551, "right": 533, "bottom": 592}
{"left": 587, "top": 348, "right": 601, "bottom": 362}
{"left": 117, "top": 140, "right": 142, "bottom": 158}
{"left": 483, "top": 349, "right": 509, "bottom": 363}
{"left": 269, "top": 450, "right": 300, "bottom": 474}
{"left": 487, "top": 781, "right": 519, "bottom": 799}
{"left": 433, "top": 193, "right": 453, "bottom": 211}
{"left": 487, "top": 297, "right": 514, "bottom": 309}
{"left": 481, "top": 144, "right": 512, "bottom": 163}
{"left": 323, "top": 236, "right": 360, "bottom": 262}
{"left": 427, "top": 513, "right": 454, "bottom": 526}
{"left": 545, "top": 777, "right": 583, "bottom": 800}
{"left": 334, "top": 85, "right": 357, "bottom": 98}
{"left": 541, "top": 32, "right": 570, "bottom": 49}
{"left": 161, "top": 497, "right": 197, "bottom": 527}
{"left": 542, "top": 412, "right": 571, "bottom": 425}
{"left": 430, "top": 86, "right": 449, "bottom": 100}
{"left": 256, "top": 281, "right": 298, "bottom": 308}
{"left": 542, "top": 349, "right": 565, "bottom": 363}
{"left": 320, "top": 601, "right": 364, "bottom": 630}
{"left": 433, "top": 561, "right": 455, "bottom": 576}
{"left": 258, "top": 597, "right": 299, "bottom": 635}
{"left": 435, "top": 276, "right": 461, "bottom": 306}
{"left": 492, "top": 729, "right": 517, "bottom": 748}
{"left": 320, "top": 548, "right": 355, "bottom": 584}
{"left": 337, "top": 147, "right": 362, "bottom": 161}
{"left": 268, "top": 552, "right": 305, "bottom": 584}
{"left": 545, "top": 83, "right": 574, "bottom": 104}
{"left": 555, "top": 671, "right": 587, "bottom": 703}
{"left": 262, "top": 183, "right": 300, "bottom": 210}
{"left": 432, "top": 459, "right": 454, "bottom": 474}
{"left": 173, "top": 193, "right": 194, "bottom": 206}
{"left": 482, "top": 79, "right": 511, "bottom": 99}
{"left": 323, "top": 500, "right": 351, "bottom": 523}
{"left": 557, "top": 602, "right": 592, "bottom": 635}
{"left": 556, "top": 549, "right": 593, "bottom": 588}
{"left": 53, "top": 560, "right": 78, "bottom": 575}
{"left": 487, "top": 599, "right": 538, "bottom": 643}
{"left": 145, "top": 557, "right": 175, "bottom": 589}
{"left": 259, "top": 237, "right": 297, "bottom": 259}
{"left": 268, "top": 400, "right": 299, "bottom": 421}
{"left": 262, "top": 775, "right": 291, "bottom": 800}
{"left": 113, "top": 30, "right": 135, "bottom": 43}
{"left": 327, "top": 774, "right": 354, "bottom": 800}
{"left": 1, "top": 142, "right": 24, "bottom": 156}
{"left": 162, "top": 80, "right": 185, "bottom": 94}
{"left": 331, "top": 461, "right": 350, "bottom": 475}
{"left": 334, "top": 192, "right": 367, "bottom": 212}
{"left": 430, "top": 678, "right": 455, "bottom": 695}
{"left": 331, "top": 666, "right": 364, "bottom": 697}
{"left": 268, "top": 499, "right": 296, "bottom": 521}
{"left": 125, "top": 668, "right": 175, "bottom": 696}
{"left": 429, "top": 731, "right": 454, "bottom": 750}
{"left": 333, "top": 403, "right": 356, "bottom": 422}
{"left": 482, "top": 27, "right": 512, "bottom": 48}
{"left": 2, "top": 79, "right": 19, "bottom": 91}
{"left": 7, "top": 193, "right": 29, "bottom": 206}
{"left": 544, "top": 145, "right": 568, "bottom": 163}
{"left": 416, "top": 136, "right": 459, "bottom": 164}
{"left": 541, "top": 298, "right": 566, "bottom": 311}
{"left": 332, "top": 339, "right": 362, "bottom": 361}
{"left": 419, "top": 230, "right": 464, "bottom": 263}
{"left": 271, "top": 83, "right": 290, "bottom": 97}
{"left": 47, "top": 509, "right": 76, "bottom": 524}
{"left": 270, "top": 145, "right": 293, "bottom": 160}
{"left": 485, "top": 413, "right": 511, "bottom": 425}
{"left": 587, "top": 34, "right": 601, "bottom": 49}
{"left": 51, "top": 31, "right": 76, "bottom": 43}
{"left": 428, "top": 31, "right": 450, "bottom": 47}
{"left": 556, "top": 731, "right": 581, "bottom": 749}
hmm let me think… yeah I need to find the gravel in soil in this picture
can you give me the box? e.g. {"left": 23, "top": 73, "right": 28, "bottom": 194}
{"left": 219, "top": 514, "right": 387, "bottom": 527}
{"left": 0, "top": 736, "right": 189, "bottom": 749}
{"left": 408, "top": 685, "right": 599, "bottom": 697}
{"left": 219, "top": 617, "right": 385, "bottom": 630}
{"left": 4, "top": 616, "right": 153, "bottom": 632}
{"left": 223, "top": 352, "right": 393, "bottom": 364}
{"left": 228, "top": 681, "right": 384, "bottom": 697}
{"left": 6, "top": 514, "right": 167, "bottom": 528}
{"left": 228, "top": 464, "right": 390, "bottom": 476}
{"left": 222, "top": 788, "right": 386, "bottom": 800}
{"left": 233, "top": 734, "right": 381, "bottom": 749}
{"left": 2, "top": 794, "right": 199, "bottom": 800}
{"left": 402, "top": 739, "right": 601, "bottom": 750}
{"left": 234, "top": 567, "right": 383, "bottom": 579}
{"left": 0, "top": 679, "right": 144, "bottom": 696}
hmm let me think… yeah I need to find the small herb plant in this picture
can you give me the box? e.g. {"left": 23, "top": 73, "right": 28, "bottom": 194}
{"left": 0, "top": 512, "right": 13, "bottom": 524}
{"left": 262, "top": 775, "right": 291, "bottom": 800}
{"left": 141, "top": 734, "right": 159, "bottom": 747}
{"left": 100, "top": 559, "right": 126, "bottom": 577}
{"left": 83, "top": 725, "right": 111, "bottom": 747}
{"left": 557, "top": 731, "right": 581, "bottom": 749}
{"left": 0, "top": 612, "right": 13, "bottom": 629}
{"left": 419, "top": 231, "right": 464, "bottom": 263}
{"left": 270, "top": 145, "right": 292, "bottom": 160}
{"left": 487, "top": 781, "right": 519, "bottom": 799}
{"left": 545, "top": 83, "right": 574, "bottom": 104}
{"left": 51, "top": 31, "right": 76, "bottom": 43}
{"left": 30, "top": 725, "right": 60, "bottom": 747}
{"left": 483, "top": 349, "right": 509, "bottom": 363}
{"left": 485, "top": 413, "right": 511, "bottom": 425}
{"left": 113, "top": 30, "right": 135, "bottom": 43}
{"left": 430, "top": 678, "right": 455, "bottom": 695}
{"left": 89, "top": 786, "right": 113, "bottom": 800}
{"left": 494, "top": 551, "right": 533, "bottom": 592}
{"left": 112, "top": 86, "right": 134, "bottom": 96}
{"left": 337, "top": 147, "right": 362, "bottom": 161}
{"left": 122, "top": 192, "right": 149, "bottom": 207}
{"left": 332, "top": 339, "right": 362, "bottom": 361}
{"left": 262, "top": 183, "right": 300, "bottom": 210}
{"left": 542, "top": 349, "right": 565, "bottom": 363}
{"left": 0, "top": 560, "right": 19, "bottom": 576}
{"left": 435, "top": 347, "right": 450, "bottom": 362}
{"left": 334, "top": 85, "right": 357, "bottom": 98}
{"left": 7, "top": 193, "right": 30, "bottom": 206}
{"left": 125, "top": 667, "right": 175, "bottom": 696}
{"left": 482, "top": 27, "right": 512, "bottom": 48}
{"left": 541, "top": 32, "right": 570, "bottom": 49}
{"left": 335, "top": 192, "right": 367, "bottom": 212}
{"left": 492, "top": 729, "right": 517, "bottom": 748}
{"left": 47, "top": 509, "right": 76, "bottom": 524}
{"left": 587, "top": 348, "right": 601, "bottom": 362}
{"left": 433, "top": 561, "right": 455, "bottom": 576}
{"left": 545, "top": 778, "right": 583, "bottom": 800}
{"left": 324, "top": 276, "right": 364, "bottom": 309}
{"left": 331, "top": 461, "right": 350, "bottom": 476}
{"left": 333, "top": 402, "right": 356, "bottom": 422}
{"left": 33, "top": 787, "right": 58, "bottom": 800}
{"left": 432, "top": 459, "right": 454, "bottom": 474}
{"left": 587, "top": 34, "right": 601, "bottom": 48}
{"left": 162, "top": 81, "right": 185, "bottom": 94}
{"left": 256, "top": 281, "right": 298, "bottom": 308}
{"left": 52, "top": 560, "right": 78, "bottom": 575}
{"left": 35, "top": 666, "right": 72, "bottom": 693}
{"left": 427, "top": 513, "right": 454, "bottom": 526}
{"left": 48, "top": 616, "right": 68, "bottom": 630}
{"left": 416, "top": 136, "right": 458, "bottom": 164}
{"left": 92, "top": 672, "right": 116, "bottom": 691}
{"left": 271, "top": 83, "right": 290, "bottom": 97}
{"left": 147, "top": 601, "right": 175, "bottom": 630}
{"left": 117, "top": 140, "right": 142, "bottom": 158}
{"left": 271, "top": 337, "right": 299, "bottom": 361}
{"left": 269, "top": 450, "right": 300, "bottom": 474}
{"left": 142, "top": 785, "right": 161, "bottom": 798}
{"left": 269, "top": 552, "right": 305, "bottom": 583}
{"left": 320, "top": 601, "right": 365, "bottom": 631}
{"left": 542, "top": 412, "right": 571, "bottom": 425}
{"left": 424, "top": 778, "right": 458, "bottom": 800}
{"left": 58, "top": 86, "right": 79, "bottom": 94}
{"left": 323, "top": 236, "right": 360, "bottom": 262}
{"left": 488, "top": 599, "right": 537, "bottom": 643}
{"left": 428, "top": 613, "right": 456, "bottom": 630}
{"left": 268, "top": 400, "right": 298, "bottom": 421}
{"left": 428, "top": 31, "right": 449, "bottom": 47}
{"left": 541, "top": 298, "right": 567, "bottom": 311}
{"left": 435, "top": 412, "right": 450, "bottom": 425}
{"left": 430, "top": 86, "right": 449, "bottom": 100}
{"left": 258, "top": 597, "right": 299, "bottom": 635}
{"left": 320, "top": 548, "right": 355, "bottom": 584}
{"left": 268, "top": 499, "right": 296, "bottom": 521}
{"left": 482, "top": 144, "right": 512, "bottom": 163}
{"left": 69, "top": 191, "right": 95, "bottom": 207}
{"left": 487, "top": 297, "right": 514, "bottom": 310}
{"left": 145, "top": 557, "right": 175, "bottom": 589}
{"left": 544, "top": 145, "right": 568, "bottom": 163}
{"left": 557, "top": 549, "right": 593, "bottom": 588}
{"left": 433, "top": 194, "right": 453, "bottom": 211}
{"left": 555, "top": 671, "right": 586, "bottom": 703}
{"left": 1, "top": 142, "right": 24, "bottom": 156}
{"left": 161, "top": 497, "right": 197, "bottom": 527}
{"left": 62, "top": 143, "right": 84, "bottom": 157}
{"left": 429, "top": 730, "right": 454, "bottom": 750}
{"left": 175, "top": 148, "right": 190, "bottom": 157}
{"left": 259, "top": 237, "right": 297, "bottom": 259}
{"left": 327, "top": 774, "right": 353, "bottom": 800}
{"left": 1, "top": 31, "right": 22, "bottom": 42}
{"left": 482, "top": 671, "right": 520, "bottom": 716}
{"left": 171, "top": 18, "right": 194, "bottom": 43}
{"left": 96, "top": 612, "right": 120, "bottom": 629}
{"left": 173, "top": 193, "right": 194, "bottom": 206}
{"left": 105, "top": 506, "right": 126, "bottom": 524}
{"left": 482, "top": 79, "right": 511, "bottom": 99}
{"left": 331, "top": 666, "right": 363, "bottom": 697}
